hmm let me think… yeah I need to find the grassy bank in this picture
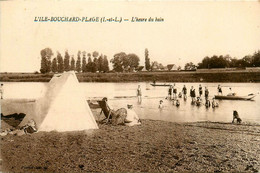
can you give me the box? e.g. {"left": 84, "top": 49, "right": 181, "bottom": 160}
{"left": 1, "top": 70, "right": 260, "bottom": 83}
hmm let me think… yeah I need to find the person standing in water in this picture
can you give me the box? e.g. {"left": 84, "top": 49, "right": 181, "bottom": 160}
{"left": 190, "top": 86, "right": 196, "bottom": 103}
{"left": 168, "top": 85, "right": 173, "bottom": 100}
{"left": 182, "top": 85, "right": 187, "bottom": 100}
{"left": 137, "top": 85, "right": 142, "bottom": 103}
{"left": 172, "top": 83, "right": 177, "bottom": 100}
{"left": 204, "top": 86, "right": 209, "bottom": 100}
{"left": 199, "top": 84, "right": 203, "bottom": 97}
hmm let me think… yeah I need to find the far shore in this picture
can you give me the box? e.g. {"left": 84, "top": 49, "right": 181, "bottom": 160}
{"left": 1, "top": 69, "right": 260, "bottom": 83}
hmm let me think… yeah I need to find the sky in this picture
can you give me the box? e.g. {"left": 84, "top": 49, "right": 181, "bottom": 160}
{"left": 1, "top": 1, "right": 260, "bottom": 72}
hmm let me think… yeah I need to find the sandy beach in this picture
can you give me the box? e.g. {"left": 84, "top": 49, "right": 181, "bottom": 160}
{"left": 1, "top": 112, "right": 260, "bottom": 172}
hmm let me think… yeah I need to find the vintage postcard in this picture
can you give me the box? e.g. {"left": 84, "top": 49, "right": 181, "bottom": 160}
{"left": 1, "top": 1, "right": 260, "bottom": 172}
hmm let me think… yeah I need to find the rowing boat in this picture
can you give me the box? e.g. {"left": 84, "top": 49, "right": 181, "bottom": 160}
{"left": 150, "top": 83, "right": 172, "bottom": 87}
{"left": 214, "top": 94, "right": 257, "bottom": 100}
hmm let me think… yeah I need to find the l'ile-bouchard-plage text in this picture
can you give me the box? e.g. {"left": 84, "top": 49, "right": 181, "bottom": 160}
{"left": 34, "top": 16, "right": 164, "bottom": 23}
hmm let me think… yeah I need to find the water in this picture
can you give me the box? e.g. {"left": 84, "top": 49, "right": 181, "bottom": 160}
{"left": 1, "top": 82, "right": 260, "bottom": 124}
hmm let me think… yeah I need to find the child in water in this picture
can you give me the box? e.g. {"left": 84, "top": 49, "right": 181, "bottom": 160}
{"left": 196, "top": 97, "right": 202, "bottom": 106}
{"left": 212, "top": 98, "right": 219, "bottom": 108}
{"left": 205, "top": 99, "right": 211, "bottom": 108}
{"left": 158, "top": 100, "right": 164, "bottom": 109}
{"left": 176, "top": 99, "right": 180, "bottom": 107}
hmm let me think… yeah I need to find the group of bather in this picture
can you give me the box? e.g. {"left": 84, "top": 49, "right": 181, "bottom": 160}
{"left": 165, "top": 84, "right": 219, "bottom": 108}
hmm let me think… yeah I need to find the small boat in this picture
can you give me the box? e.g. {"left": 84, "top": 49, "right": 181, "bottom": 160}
{"left": 150, "top": 83, "right": 172, "bottom": 87}
{"left": 214, "top": 93, "right": 257, "bottom": 100}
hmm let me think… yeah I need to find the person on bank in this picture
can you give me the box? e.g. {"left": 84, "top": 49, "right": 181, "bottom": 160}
{"left": 125, "top": 104, "right": 141, "bottom": 126}
{"left": 232, "top": 110, "right": 242, "bottom": 124}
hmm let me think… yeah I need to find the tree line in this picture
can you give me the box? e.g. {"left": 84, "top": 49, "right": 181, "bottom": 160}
{"left": 40, "top": 47, "right": 260, "bottom": 74}
{"left": 40, "top": 48, "right": 109, "bottom": 73}
{"left": 197, "top": 51, "right": 260, "bottom": 69}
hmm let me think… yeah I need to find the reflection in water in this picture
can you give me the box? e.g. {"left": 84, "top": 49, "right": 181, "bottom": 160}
{"left": 2, "top": 82, "right": 260, "bottom": 124}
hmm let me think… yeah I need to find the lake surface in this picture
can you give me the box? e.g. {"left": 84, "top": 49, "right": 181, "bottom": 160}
{"left": 2, "top": 82, "right": 260, "bottom": 124}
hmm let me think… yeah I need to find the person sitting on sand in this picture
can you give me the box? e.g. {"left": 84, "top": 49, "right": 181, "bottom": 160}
{"left": 102, "top": 97, "right": 115, "bottom": 121}
{"left": 212, "top": 98, "right": 219, "bottom": 108}
{"left": 23, "top": 119, "right": 37, "bottom": 134}
{"left": 232, "top": 110, "right": 242, "bottom": 124}
{"left": 158, "top": 100, "right": 164, "bottom": 109}
{"left": 125, "top": 105, "right": 141, "bottom": 126}
{"left": 0, "top": 119, "right": 37, "bottom": 136}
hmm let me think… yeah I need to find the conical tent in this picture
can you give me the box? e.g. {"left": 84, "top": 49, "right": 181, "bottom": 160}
{"left": 20, "top": 71, "right": 98, "bottom": 132}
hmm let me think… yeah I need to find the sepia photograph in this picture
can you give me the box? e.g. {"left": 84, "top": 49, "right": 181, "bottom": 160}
{"left": 0, "top": 1, "right": 260, "bottom": 172}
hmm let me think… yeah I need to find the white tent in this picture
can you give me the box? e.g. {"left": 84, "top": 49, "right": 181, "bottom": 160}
{"left": 20, "top": 71, "right": 98, "bottom": 132}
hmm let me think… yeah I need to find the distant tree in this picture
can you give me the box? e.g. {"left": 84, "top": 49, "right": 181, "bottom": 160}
{"left": 167, "top": 64, "right": 174, "bottom": 71}
{"left": 97, "top": 54, "right": 104, "bottom": 72}
{"left": 86, "top": 54, "right": 92, "bottom": 72}
{"left": 64, "top": 50, "right": 70, "bottom": 72}
{"left": 110, "top": 52, "right": 127, "bottom": 72}
{"left": 252, "top": 50, "right": 260, "bottom": 67}
{"left": 51, "top": 58, "right": 58, "bottom": 73}
{"left": 177, "top": 66, "right": 181, "bottom": 70}
{"left": 40, "top": 48, "right": 53, "bottom": 73}
{"left": 57, "top": 52, "right": 64, "bottom": 73}
{"left": 102, "top": 55, "right": 109, "bottom": 72}
{"left": 92, "top": 57, "right": 98, "bottom": 72}
{"left": 82, "top": 51, "right": 87, "bottom": 72}
{"left": 136, "top": 66, "right": 144, "bottom": 72}
{"left": 92, "top": 51, "right": 99, "bottom": 58}
{"left": 70, "top": 56, "right": 75, "bottom": 71}
{"left": 145, "top": 48, "right": 151, "bottom": 71}
{"left": 40, "top": 56, "right": 48, "bottom": 74}
{"left": 151, "top": 61, "right": 159, "bottom": 71}
{"left": 158, "top": 63, "right": 164, "bottom": 70}
{"left": 184, "top": 62, "right": 196, "bottom": 70}
{"left": 76, "top": 51, "right": 81, "bottom": 72}
{"left": 127, "top": 54, "right": 140, "bottom": 71}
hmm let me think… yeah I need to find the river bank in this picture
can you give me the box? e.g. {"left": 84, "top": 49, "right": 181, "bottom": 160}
{"left": 1, "top": 119, "right": 260, "bottom": 172}
{"left": 1, "top": 70, "right": 260, "bottom": 83}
